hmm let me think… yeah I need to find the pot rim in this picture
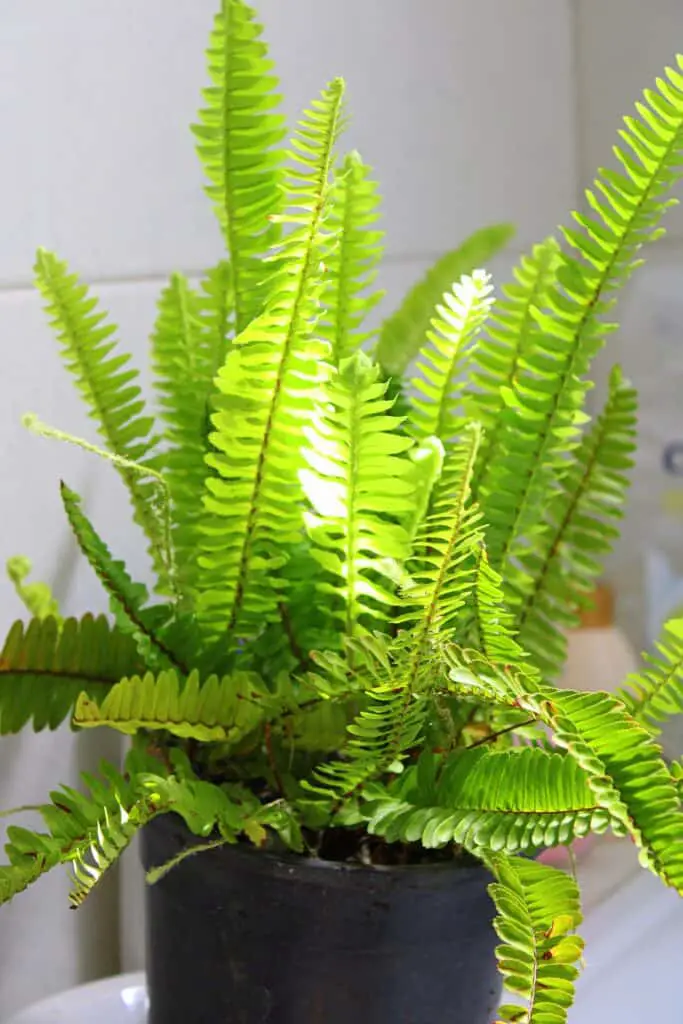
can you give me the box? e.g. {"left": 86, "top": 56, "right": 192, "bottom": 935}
{"left": 145, "top": 812, "right": 491, "bottom": 891}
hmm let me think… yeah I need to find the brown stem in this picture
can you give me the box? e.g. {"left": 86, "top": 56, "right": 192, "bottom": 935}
{"left": 264, "top": 722, "right": 286, "bottom": 797}
{"left": 465, "top": 717, "right": 535, "bottom": 750}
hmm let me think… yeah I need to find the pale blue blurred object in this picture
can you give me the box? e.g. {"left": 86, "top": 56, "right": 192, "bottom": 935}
{"left": 6, "top": 973, "right": 146, "bottom": 1024}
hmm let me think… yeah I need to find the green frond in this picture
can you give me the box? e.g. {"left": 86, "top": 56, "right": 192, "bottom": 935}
{"left": 319, "top": 151, "right": 384, "bottom": 363}
{"left": 33, "top": 249, "right": 165, "bottom": 578}
{"left": 74, "top": 668, "right": 270, "bottom": 743}
{"left": 193, "top": 0, "right": 286, "bottom": 331}
{"left": 470, "top": 548, "right": 527, "bottom": 666}
{"left": 515, "top": 366, "right": 637, "bottom": 677}
{"left": 2, "top": 764, "right": 164, "bottom": 908}
{"left": 307, "top": 683, "right": 429, "bottom": 806}
{"left": 196, "top": 78, "right": 346, "bottom": 639}
{"left": 365, "top": 747, "right": 611, "bottom": 853}
{"left": 0, "top": 615, "right": 143, "bottom": 733}
{"left": 301, "top": 351, "right": 414, "bottom": 637}
{"left": 60, "top": 483, "right": 186, "bottom": 673}
{"left": 408, "top": 270, "right": 494, "bottom": 443}
{"left": 619, "top": 616, "right": 683, "bottom": 731}
{"left": 473, "top": 60, "right": 683, "bottom": 583}
{"left": 490, "top": 855, "right": 583, "bottom": 1024}
{"left": 375, "top": 223, "right": 514, "bottom": 377}
{"left": 540, "top": 689, "right": 683, "bottom": 890}
{"left": 449, "top": 653, "right": 683, "bottom": 893}
{"left": 6, "top": 557, "right": 61, "bottom": 623}
{"left": 197, "top": 260, "right": 235, "bottom": 383}
{"left": 401, "top": 424, "right": 485, "bottom": 645}
{"left": 150, "top": 270, "right": 231, "bottom": 589}
{"left": 467, "top": 236, "right": 561, "bottom": 498}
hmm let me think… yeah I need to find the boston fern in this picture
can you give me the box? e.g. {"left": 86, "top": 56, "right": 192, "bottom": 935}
{"left": 3, "top": 1, "right": 683, "bottom": 1019}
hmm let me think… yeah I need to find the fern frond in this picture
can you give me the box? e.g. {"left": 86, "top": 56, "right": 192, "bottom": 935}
{"left": 467, "top": 237, "right": 561, "bottom": 497}
{"left": 515, "top": 366, "right": 637, "bottom": 676}
{"left": 150, "top": 271, "right": 231, "bottom": 589}
{"left": 490, "top": 855, "right": 583, "bottom": 1024}
{"left": 319, "top": 151, "right": 384, "bottom": 363}
{"left": 445, "top": 649, "right": 683, "bottom": 892}
{"left": 408, "top": 270, "right": 494, "bottom": 443}
{"left": 470, "top": 548, "right": 527, "bottom": 666}
{"left": 541, "top": 689, "right": 683, "bottom": 890}
{"left": 375, "top": 223, "right": 514, "bottom": 377}
{"left": 60, "top": 483, "right": 186, "bottom": 673}
{"left": 619, "top": 616, "right": 683, "bottom": 731}
{"left": 197, "top": 78, "right": 346, "bottom": 638}
{"left": 193, "top": 0, "right": 286, "bottom": 331}
{"left": 197, "top": 259, "right": 235, "bottom": 382}
{"left": 307, "top": 683, "right": 429, "bottom": 804}
{"left": 401, "top": 424, "right": 485, "bottom": 646}
{"left": 2, "top": 764, "right": 165, "bottom": 908}
{"left": 33, "top": 250, "right": 165, "bottom": 577}
{"left": 6, "top": 557, "right": 61, "bottom": 623}
{"left": 301, "top": 351, "right": 414, "bottom": 637}
{"left": 365, "top": 747, "right": 612, "bottom": 853}
{"left": 74, "top": 668, "right": 270, "bottom": 743}
{"left": 474, "top": 60, "right": 683, "bottom": 584}
{"left": 0, "top": 615, "right": 142, "bottom": 733}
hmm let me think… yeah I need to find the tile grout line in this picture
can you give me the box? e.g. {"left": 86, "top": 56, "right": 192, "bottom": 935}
{"left": 0, "top": 247, "right": 540, "bottom": 299}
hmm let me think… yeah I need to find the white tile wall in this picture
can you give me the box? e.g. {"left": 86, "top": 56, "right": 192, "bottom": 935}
{"left": 576, "top": 0, "right": 683, "bottom": 240}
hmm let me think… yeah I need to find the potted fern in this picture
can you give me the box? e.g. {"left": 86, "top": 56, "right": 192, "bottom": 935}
{"left": 4, "top": 1, "right": 683, "bottom": 1021}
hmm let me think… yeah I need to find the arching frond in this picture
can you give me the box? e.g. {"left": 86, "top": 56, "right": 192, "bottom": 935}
{"left": 473, "top": 60, "right": 683, "bottom": 584}
{"left": 196, "top": 78, "right": 346, "bottom": 639}
{"left": 490, "top": 855, "right": 584, "bottom": 1024}
{"left": 60, "top": 483, "right": 185, "bottom": 673}
{"left": 445, "top": 648, "right": 683, "bottom": 893}
{"left": 301, "top": 352, "right": 414, "bottom": 637}
{"left": 2, "top": 765, "right": 164, "bottom": 908}
{"left": 74, "top": 668, "right": 269, "bottom": 743}
{"left": 515, "top": 366, "right": 637, "bottom": 677}
{"left": 33, "top": 250, "right": 164, "bottom": 577}
{"left": 619, "top": 616, "right": 683, "bottom": 732}
{"left": 0, "top": 615, "right": 142, "bottom": 733}
{"left": 193, "top": 0, "right": 286, "bottom": 331}
{"left": 365, "top": 747, "right": 612, "bottom": 853}
{"left": 408, "top": 270, "right": 494, "bottom": 443}
{"left": 374, "top": 223, "right": 514, "bottom": 377}
{"left": 320, "top": 151, "right": 384, "bottom": 364}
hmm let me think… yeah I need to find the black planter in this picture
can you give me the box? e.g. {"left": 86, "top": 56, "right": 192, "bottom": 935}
{"left": 141, "top": 814, "right": 502, "bottom": 1024}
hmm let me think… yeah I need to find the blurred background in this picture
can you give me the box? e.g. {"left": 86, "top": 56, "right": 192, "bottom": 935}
{"left": 0, "top": 0, "right": 682, "bottom": 1018}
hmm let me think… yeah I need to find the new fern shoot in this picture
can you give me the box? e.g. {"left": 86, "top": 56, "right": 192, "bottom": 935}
{"left": 3, "top": 1, "right": 683, "bottom": 1020}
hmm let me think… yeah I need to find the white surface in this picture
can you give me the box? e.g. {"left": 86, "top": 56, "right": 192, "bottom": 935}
{"left": 0, "top": 0, "right": 576, "bottom": 286}
{"left": 6, "top": 973, "right": 147, "bottom": 1024}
